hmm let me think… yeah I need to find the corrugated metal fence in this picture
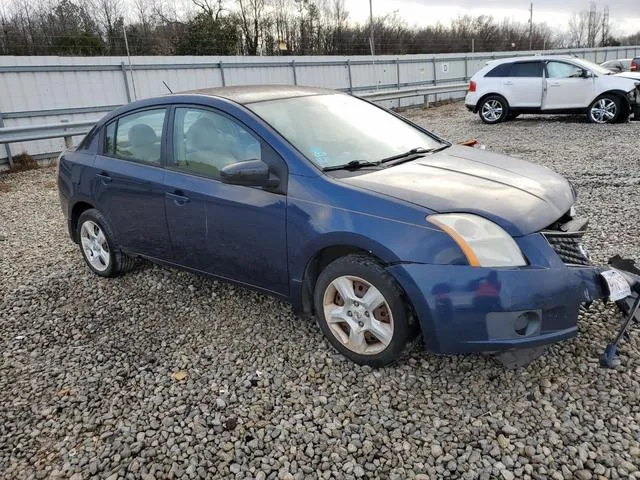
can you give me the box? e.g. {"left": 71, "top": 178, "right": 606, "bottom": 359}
{"left": 1, "top": 45, "right": 639, "bottom": 165}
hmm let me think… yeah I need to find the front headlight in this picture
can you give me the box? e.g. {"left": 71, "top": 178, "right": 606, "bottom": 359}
{"left": 427, "top": 213, "right": 527, "bottom": 267}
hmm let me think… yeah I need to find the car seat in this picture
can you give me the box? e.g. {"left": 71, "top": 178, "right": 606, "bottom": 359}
{"left": 128, "top": 124, "right": 160, "bottom": 162}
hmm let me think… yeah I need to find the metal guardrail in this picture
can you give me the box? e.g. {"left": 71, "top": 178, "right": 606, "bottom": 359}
{"left": 0, "top": 120, "right": 97, "bottom": 168}
{"left": 360, "top": 82, "right": 469, "bottom": 102}
{"left": 0, "top": 120, "right": 97, "bottom": 143}
{"left": 0, "top": 82, "right": 468, "bottom": 168}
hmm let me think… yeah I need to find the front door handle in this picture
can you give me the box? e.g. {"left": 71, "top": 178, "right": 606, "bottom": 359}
{"left": 503, "top": 81, "right": 513, "bottom": 86}
{"left": 96, "top": 172, "right": 112, "bottom": 183}
{"left": 549, "top": 82, "right": 561, "bottom": 87}
{"left": 166, "top": 191, "right": 190, "bottom": 206}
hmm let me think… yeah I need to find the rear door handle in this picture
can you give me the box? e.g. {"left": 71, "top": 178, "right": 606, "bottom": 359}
{"left": 166, "top": 191, "right": 190, "bottom": 206}
{"left": 503, "top": 81, "right": 513, "bottom": 86}
{"left": 96, "top": 172, "right": 112, "bottom": 183}
{"left": 549, "top": 82, "right": 561, "bottom": 87}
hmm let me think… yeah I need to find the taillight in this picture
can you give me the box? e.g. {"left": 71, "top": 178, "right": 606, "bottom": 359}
{"left": 631, "top": 61, "right": 638, "bottom": 72}
{"left": 469, "top": 80, "right": 476, "bottom": 92}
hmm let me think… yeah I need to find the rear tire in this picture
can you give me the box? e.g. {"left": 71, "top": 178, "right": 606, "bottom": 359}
{"left": 587, "top": 94, "right": 620, "bottom": 124}
{"left": 77, "top": 208, "right": 136, "bottom": 277}
{"left": 313, "top": 254, "right": 416, "bottom": 367}
{"left": 478, "top": 95, "right": 509, "bottom": 124}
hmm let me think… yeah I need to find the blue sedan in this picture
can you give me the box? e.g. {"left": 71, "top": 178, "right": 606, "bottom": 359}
{"left": 57, "top": 86, "right": 610, "bottom": 367}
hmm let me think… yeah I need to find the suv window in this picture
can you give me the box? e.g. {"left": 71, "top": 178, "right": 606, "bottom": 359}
{"left": 508, "top": 61, "right": 542, "bottom": 77}
{"left": 546, "top": 61, "right": 584, "bottom": 79}
{"left": 104, "top": 109, "right": 166, "bottom": 164}
{"left": 172, "top": 107, "right": 261, "bottom": 179}
{"left": 485, "top": 63, "right": 511, "bottom": 77}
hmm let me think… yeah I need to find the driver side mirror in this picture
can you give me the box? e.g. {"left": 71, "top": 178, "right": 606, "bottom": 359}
{"left": 220, "top": 159, "right": 279, "bottom": 188}
{"left": 581, "top": 69, "right": 594, "bottom": 78}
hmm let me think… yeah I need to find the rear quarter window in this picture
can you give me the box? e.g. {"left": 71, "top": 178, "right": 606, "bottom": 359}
{"left": 76, "top": 125, "right": 99, "bottom": 153}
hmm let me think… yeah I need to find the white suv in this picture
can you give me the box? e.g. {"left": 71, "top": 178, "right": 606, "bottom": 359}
{"left": 465, "top": 55, "right": 640, "bottom": 124}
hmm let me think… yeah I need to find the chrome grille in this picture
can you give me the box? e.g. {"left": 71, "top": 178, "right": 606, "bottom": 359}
{"left": 542, "top": 231, "right": 591, "bottom": 266}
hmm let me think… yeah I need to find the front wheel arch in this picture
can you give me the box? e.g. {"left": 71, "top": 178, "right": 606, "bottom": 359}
{"left": 312, "top": 253, "right": 419, "bottom": 366}
{"left": 301, "top": 245, "right": 381, "bottom": 317}
{"left": 300, "top": 246, "right": 419, "bottom": 329}
{"left": 587, "top": 91, "right": 630, "bottom": 124}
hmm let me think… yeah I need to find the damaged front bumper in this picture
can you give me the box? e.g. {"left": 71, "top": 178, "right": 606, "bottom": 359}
{"left": 627, "top": 85, "right": 640, "bottom": 120}
{"left": 389, "top": 259, "right": 607, "bottom": 355}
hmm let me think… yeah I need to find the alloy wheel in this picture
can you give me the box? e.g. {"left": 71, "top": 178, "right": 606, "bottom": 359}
{"left": 80, "top": 220, "right": 111, "bottom": 272}
{"left": 589, "top": 98, "right": 617, "bottom": 123}
{"left": 322, "top": 275, "right": 394, "bottom": 355}
{"left": 481, "top": 100, "right": 503, "bottom": 122}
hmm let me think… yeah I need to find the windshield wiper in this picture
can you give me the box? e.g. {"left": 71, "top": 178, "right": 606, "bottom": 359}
{"left": 380, "top": 144, "right": 452, "bottom": 165}
{"left": 322, "top": 160, "right": 382, "bottom": 172}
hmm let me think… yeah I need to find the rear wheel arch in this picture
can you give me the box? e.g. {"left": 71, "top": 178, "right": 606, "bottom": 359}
{"left": 477, "top": 94, "right": 510, "bottom": 124}
{"left": 476, "top": 92, "right": 509, "bottom": 110}
{"left": 70, "top": 201, "right": 95, "bottom": 243}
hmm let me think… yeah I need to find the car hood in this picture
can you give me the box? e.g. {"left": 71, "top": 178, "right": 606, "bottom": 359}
{"left": 341, "top": 145, "right": 575, "bottom": 236}
{"left": 615, "top": 72, "right": 640, "bottom": 81}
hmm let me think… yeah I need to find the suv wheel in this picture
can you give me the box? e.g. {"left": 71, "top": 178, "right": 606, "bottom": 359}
{"left": 313, "top": 254, "right": 416, "bottom": 367}
{"left": 587, "top": 94, "right": 620, "bottom": 124}
{"left": 478, "top": 95, "right": 509, "bottom": 124}
{"left": 77, "top": 208, "right": 136, "bottom": 277}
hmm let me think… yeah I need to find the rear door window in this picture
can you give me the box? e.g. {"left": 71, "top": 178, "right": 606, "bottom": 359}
{"left": 104, "top": 109, "right": 167, "bottom": 164}
{"left": 508, "top": 62, "right": 543, "bottom": 77}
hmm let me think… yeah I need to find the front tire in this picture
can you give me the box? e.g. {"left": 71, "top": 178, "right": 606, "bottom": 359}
{"left": 313, "top": 254, "right": 415, "bottom": 367}
{"left": 478, "top": 95, "right": 509, "bottom": 124}
{"left": 77, "top": 209, "right": 136, "bottom": 277}
{"left": 587, "top": 94, "right": 620, "bottom": 124}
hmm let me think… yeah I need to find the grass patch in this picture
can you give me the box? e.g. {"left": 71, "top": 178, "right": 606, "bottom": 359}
{"left": 9, "top": 152, "right": 39, "bottom": 172}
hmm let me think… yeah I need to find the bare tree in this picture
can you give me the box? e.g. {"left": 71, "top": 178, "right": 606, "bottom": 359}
{"left": 237, "top": 0, "right": 266, "bottom": 54}
{"left": 89, "top": 0, "right": 125, "bottom": 53}
{"left": 586, "top": 2, "right": 602, "bottom": 48}
{"left": 568, "top": 11, "right": 587, "bottom": 47}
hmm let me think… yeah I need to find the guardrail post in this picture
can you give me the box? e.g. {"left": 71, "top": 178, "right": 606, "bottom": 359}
{"left": 0, "top": 111, "right": 13, "bottom": 169}
{"left": 347, "top": 59, "right": 353, "bottom": 94}
{"left": 61, "top": 119, "right": 73, "bottom": 149}
{"left": 396, "top": 58, "right": 400, "bottom": 89}
{"left": 432, "top": 58, "right": 438, "bottom": 103}
{"left": 291, "top": 60, "right": 298, "bottom": 85}
{"left": 120, "top": 62, "right": 132, "bottom": 103}
{"left": 464, "top": 54, "right": 468, "bottom": 81}
{"left": 219, "top": 61, "right": 226, "bottom": 86}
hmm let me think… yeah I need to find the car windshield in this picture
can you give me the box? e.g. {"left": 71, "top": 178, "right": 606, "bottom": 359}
{"left": 247, "top": 94, "right": 442, "bottom": 169}
{"left": 570, "top": 57, "right": 614, "bottom": 75}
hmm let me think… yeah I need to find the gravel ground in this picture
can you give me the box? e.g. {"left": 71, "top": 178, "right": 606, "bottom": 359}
{"left": 1, "top": 104, "right": 639, "bottom": 480}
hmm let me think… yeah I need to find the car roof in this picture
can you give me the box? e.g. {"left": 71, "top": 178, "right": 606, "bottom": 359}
{"left": 181, "top": 85, "right": 338, "bottom": 104}
{"left": 488, "top": 55, "right": 576, "bottom": 64}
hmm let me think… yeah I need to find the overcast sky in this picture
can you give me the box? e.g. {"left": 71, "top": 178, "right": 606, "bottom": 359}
{"left": 347, "top": 0, "right": 639, "bottom": 36}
